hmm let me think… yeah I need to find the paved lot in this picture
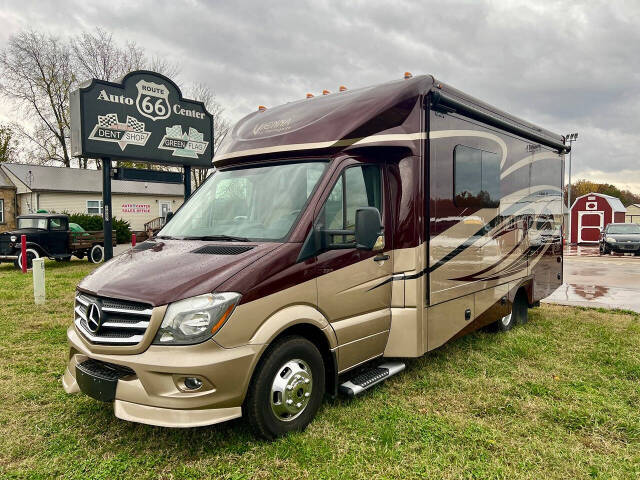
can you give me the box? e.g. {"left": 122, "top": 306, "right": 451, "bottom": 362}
{"left": 544, "top": 245, "right": 640, "bottom": 312}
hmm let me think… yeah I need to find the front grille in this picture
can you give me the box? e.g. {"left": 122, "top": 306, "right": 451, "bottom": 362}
{"left": 74, "top": 292, "right": 153, "bottom": 346}
{"left": 77, "top": 358, "right": 135, "bottom": 380}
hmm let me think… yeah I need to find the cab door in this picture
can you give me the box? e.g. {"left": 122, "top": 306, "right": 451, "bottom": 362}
{"left": 314, "top": 161, "right": 393, "bottom": 372}
{"left": 47, "top": 217, "right": 69, "bottom": 255}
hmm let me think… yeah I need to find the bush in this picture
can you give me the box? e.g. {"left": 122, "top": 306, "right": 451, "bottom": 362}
{"left": 64, "top": 213, "right": 131, "bottom": 245}
{"left": 113, "top": 218, "right": 132, "bottom": 244}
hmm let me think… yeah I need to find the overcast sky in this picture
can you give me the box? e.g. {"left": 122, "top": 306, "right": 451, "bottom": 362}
{"left": 1, "top": 0, "right": 639, "bottom": 192}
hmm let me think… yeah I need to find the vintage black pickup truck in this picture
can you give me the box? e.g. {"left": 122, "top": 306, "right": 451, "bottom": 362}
{"left": 0, "top": 213, "right": 116, "bottom": 269}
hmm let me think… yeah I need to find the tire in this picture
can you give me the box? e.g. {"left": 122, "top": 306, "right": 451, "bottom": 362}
{"left": 244, "top": 336, "right": 325, "bottom": 440}
{"left": 88, "top": 244, "right": 104, "bottom": 264}
{"left": 512, "top": 290, "right": 529, "bottom": 325}
{"left": 493, "top": 290, "right": 528, "bottom": 331}
{"left": 15, "top": 248, "right": 39, "bottom": 270}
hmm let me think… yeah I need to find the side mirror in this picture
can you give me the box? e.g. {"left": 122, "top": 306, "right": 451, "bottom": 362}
{"left": 355, "top": 207, "right": 384, "bottom": 251}
{"left": 165, "top": 211, "right": 174, "bottom": 222}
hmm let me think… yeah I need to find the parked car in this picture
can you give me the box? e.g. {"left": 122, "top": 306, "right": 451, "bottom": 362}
{"left": 599, "top": 223, "right": 640, "bottom": 255}
{"left": 0, "top": 213, "right": 115, "bottom": 268}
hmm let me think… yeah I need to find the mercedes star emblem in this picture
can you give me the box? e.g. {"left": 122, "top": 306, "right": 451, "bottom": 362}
{"left": 87, "top": 303, "right": 102, "bottom": 333}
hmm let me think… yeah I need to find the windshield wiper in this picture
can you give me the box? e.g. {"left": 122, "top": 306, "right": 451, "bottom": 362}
{"left": 183, "top": 235, "right": 251, "bottom": 242}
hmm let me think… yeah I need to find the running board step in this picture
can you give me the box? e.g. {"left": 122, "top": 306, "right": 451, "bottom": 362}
{"left": 339, "top": 362, "right": 406, "bottom": 397}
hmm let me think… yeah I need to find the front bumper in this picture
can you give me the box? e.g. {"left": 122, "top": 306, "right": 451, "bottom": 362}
{"left": 606, "top": 242, "right": 640, "bottom": 253}
{"left": 63, "top": 324, "right": 262, "bottom": 428}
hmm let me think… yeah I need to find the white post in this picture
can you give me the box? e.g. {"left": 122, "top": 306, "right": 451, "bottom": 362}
{"left": 32, "top": 257, "right": 45, "bottom": 305}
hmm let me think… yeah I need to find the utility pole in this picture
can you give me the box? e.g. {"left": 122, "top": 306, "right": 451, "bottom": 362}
{"left": 565, "top": 133, "right": 578, "bottom": 243}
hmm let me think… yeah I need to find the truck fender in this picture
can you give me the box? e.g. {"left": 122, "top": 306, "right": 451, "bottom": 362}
{"left": 248, "top": 304, "right": 337, "bottom": 350}
{"left": 25, "top": 242, "right": 52, "bottom": 258}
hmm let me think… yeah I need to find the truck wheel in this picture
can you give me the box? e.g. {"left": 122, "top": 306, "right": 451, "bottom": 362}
{"left": 245, "top": 336, "right": 325, "bottom": 440}
{"left": 88, "top": 244, "right": 104, "bottom": 263}
{"left": 15, "top": 249, "right": 39, "bottom": 270}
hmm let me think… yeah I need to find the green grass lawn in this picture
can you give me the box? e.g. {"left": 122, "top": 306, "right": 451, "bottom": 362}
{"left": 1, "top": 260, "right": 639, "bottom": 479}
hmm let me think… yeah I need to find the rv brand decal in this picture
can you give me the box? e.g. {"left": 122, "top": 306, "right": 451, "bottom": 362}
{"left": 158, "top": 125, "right": 209, "bottom": 158}
{"left": 88, "top": 114, "right": 151, "bottom": 151}
{"left": 252, "top": 118, "right": 293, "bottom": 136}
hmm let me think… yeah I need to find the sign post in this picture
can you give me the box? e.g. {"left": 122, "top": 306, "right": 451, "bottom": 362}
{"left": 70, "top": 71, "right": 214, "bottom": 261}
{"left": 102, "top": 158, "right": 113, "bottom": 261}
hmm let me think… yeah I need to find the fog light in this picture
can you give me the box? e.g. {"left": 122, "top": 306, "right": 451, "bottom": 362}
{"left": 184, "top": 377, "right": 203, "bottom": 390}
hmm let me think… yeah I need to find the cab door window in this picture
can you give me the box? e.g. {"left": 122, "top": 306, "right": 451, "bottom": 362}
{"left": 318, "top": 165, "right": 382, "bottom": 245}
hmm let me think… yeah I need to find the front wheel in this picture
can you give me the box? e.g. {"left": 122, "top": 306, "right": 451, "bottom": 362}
{"left": 244, "top": 336, "right": 325, "bottom": 439}
{"left": 14, "top": 248, "right": 39, "bottom": 270}
{"left": 88, "top": 244, "right": 104, "bottom": 263}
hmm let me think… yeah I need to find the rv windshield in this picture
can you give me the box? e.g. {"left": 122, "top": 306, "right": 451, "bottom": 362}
{"left": 159, "top": 161, "right": 327, "bottom": 241}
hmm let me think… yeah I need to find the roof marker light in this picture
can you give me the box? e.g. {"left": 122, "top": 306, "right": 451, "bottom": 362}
{"left": 339, "top": 85, "right": 347, "bottom": 92}
{"left": 404, "top": 72, "right": 413, "bottom": 79}
{"left": 322, "top": 89, "right": 330, "bottom": 95}
{"left": 306, "top": 93, "right": 314, "bottom": 98}
{"left": 258, "top": 105, "right": 267, "bottom": 112}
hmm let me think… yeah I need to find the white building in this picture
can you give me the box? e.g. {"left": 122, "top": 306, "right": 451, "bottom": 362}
{"left": 0, "top": 163, "right": 184, "bottom": 231}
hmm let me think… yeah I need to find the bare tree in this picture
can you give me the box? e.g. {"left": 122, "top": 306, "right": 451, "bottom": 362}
{"left": 186, "top": 83, "right": 230, "bottom": 188}
{"left": 71, "top": 27, "right": 146, "bottom": 82}
{"left": 0, "top": 30, "right": 75, "bottom": 166}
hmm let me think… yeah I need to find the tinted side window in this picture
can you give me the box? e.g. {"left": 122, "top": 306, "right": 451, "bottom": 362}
{"left": 319, "top": 165, "right": 381, "bottom": 244}
{"left": 454, "top": 145, "right": 500, "bottom": 208}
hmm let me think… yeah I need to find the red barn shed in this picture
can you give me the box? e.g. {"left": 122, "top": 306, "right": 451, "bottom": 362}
{"left": 570, "top": 193, "right": 627, "bottom": 244}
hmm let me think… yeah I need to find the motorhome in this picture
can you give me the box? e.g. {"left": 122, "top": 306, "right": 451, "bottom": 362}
{"left": 63, "top": 74, "right": 568, "bottom": 439}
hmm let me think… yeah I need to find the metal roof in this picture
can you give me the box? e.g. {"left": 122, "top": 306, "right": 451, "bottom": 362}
{"left": 1, "top": 163, "right": 184, "bottom": 196}
{"left": 0, "top": 168, "right": 16, "bottom": 189}
{"left": 570, "top": 192, "right": 627, "bottom": 213}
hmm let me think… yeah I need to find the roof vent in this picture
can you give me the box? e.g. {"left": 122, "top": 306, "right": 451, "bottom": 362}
{"left": 191, "top": 245, "right": 254, "bottom": 255}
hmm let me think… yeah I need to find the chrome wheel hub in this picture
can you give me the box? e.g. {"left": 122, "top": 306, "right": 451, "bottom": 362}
{"left": 270, "top": 358, "right": 312, "bottom": 421}
{"left": 501, "top": 312, "right": 512, "bottom": 326}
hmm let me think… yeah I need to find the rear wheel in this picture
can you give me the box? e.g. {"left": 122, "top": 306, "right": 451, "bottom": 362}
{"left": 245, "top": 336, "right": 325, "bottom": 439}
{"left": 493, "top": 290, "right": 528, "bottom": 331}
{"left": 88, "top": 244, "right": 104, "bottom": 264}
{"left": 512, "top": 290, "right": 529, "bottom": 325}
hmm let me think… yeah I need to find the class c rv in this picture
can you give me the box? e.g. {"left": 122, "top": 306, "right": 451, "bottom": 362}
{"left": 63, "top": 74, "right": 569, "bottom": 439}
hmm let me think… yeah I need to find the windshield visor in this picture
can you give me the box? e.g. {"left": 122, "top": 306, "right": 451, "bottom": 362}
{"left": 160, "top": 161, "right": 327, "bottom": 241}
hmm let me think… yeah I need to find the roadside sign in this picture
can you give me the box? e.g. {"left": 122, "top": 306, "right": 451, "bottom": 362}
{"left": 70, "top": 71, "right": 213, "bottom": 167}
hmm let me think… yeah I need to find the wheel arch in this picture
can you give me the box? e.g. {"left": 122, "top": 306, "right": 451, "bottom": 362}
{"left": 245, "top": 306, "right": 339, "bottom": 398}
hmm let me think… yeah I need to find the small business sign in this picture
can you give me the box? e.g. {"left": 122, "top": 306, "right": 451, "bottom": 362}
{"left": 121, "top": 204, "right": 151, "bottom": 214}
{"left": 70, "top": 71, "right": 213, "bottom": 167}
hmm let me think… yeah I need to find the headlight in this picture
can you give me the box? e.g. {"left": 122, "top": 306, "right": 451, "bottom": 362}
{"left": 10, "top": 235, "right": 17, "bottom": 242}
{"left": 606, "top": 237, "right": 617, "bottom": 243}
{"left": 153, "top": 292, "right": 241, "bottom": 345}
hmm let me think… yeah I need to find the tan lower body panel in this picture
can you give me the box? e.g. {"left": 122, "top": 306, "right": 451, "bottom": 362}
{"left": 383, "top": 308, "right": 422, "bottom": 357}
{"left": 114, "top": 401, "right": 242, "bottom": 428}
{"left": 337, "top": 330, "right": 389, "bottom": 373}
{"left": 65, "top": 325, "right": 261, "bottom": 423}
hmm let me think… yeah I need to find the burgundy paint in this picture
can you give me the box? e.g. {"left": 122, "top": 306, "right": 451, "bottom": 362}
{"left": 131, "top": 233, "right": 136, "bottom": 247}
